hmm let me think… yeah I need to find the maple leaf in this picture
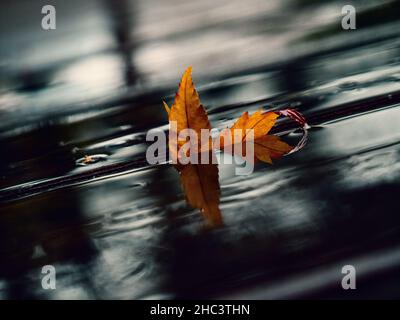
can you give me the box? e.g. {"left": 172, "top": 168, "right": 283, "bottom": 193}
{"left": 163, "top": 66, "right": 211, "bottom": 146}
{"left": 218, "top": 109, "right": 293, "bottom": 164}
{"left": 164, "top": 67, "right": 222, "bottom": 227}
{"left": 253, "top": 135, "right": 293, "bottom": 164}
{"left": 162, "top": 67, "right": 305, "bottom": 227}
{"left": 228, "top": 110, "right": 279, "bottom": 141}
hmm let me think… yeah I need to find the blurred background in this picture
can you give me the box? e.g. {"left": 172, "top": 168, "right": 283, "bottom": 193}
{"left": 0, "top": 0, "right": 400, "bottom": 299}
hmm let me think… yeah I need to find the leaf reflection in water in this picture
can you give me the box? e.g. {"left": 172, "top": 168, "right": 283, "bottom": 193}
{"left": 175, "top": 150, "right": 222, "bottom": 228}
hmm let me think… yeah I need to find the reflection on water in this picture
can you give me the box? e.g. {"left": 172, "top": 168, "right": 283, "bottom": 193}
{"left": 1, "top": 0, "right": 400, "bottom": 299}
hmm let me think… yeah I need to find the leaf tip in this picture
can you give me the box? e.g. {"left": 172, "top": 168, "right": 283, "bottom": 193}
{"left": 163, "top": 100, "right": 170, "bottom": 115}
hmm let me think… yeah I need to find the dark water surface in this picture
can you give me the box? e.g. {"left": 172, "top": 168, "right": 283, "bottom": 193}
{"left": 1, "top": 0, "right": 400, "bottom": 299}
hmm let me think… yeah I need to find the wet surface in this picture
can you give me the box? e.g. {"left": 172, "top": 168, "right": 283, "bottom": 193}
{"left": 1, "top": 0, "right": 400, "bottom": 299}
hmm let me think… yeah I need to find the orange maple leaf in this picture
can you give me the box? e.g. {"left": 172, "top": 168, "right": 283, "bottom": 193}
{"left": 163, "top": 66, "right": 211, "bottom": 143}
{"left": 253, "top": 135, "right": 293, "bottom": 164}
{"left": 164, "top": 66, "right": 221, "bottom": 227}
{"left": 228, "top": 110, "right": 279, "bottom": 141}
{"left": 163, "top": 67, "right": 299, "bottom": 226}
{"left": 218, "top": 110, "right": 293, "bottom": 164}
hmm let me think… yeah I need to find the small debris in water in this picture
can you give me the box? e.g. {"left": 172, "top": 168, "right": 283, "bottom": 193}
{"left": 76, "top": 154, "right": 108, "bottom": 166}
